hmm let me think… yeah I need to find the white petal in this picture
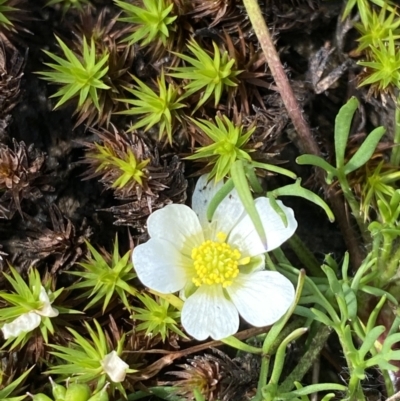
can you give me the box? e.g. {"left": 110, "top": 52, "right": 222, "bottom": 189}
{"left": 36, "top": 286, "right": 59, "bottom": 317}
{"left": 258, "top": 198, "right": 298, "bottom": 251}
{"left": 1, "top": 312, "right": 41, "bottom": 339}
{"left": 133, "top": 238, "right": 192, "bottom": 293}
{"left": 191, "top": 174, "right": 224, "bottom": 228}
{"left": 182, "top": 285, "right": 239, "bottom": 340}
{"left": 101, "top": 350, "right": 129, "bottom": 383}
{"left": 147, "top": 204, "right": 203, "bottom": 256}
{"left": 228, "top": 198, "right": 297, "bottom": 257}
{"left": 192, "top": 175, "right": 247, "bottom": 239}
{"left": 227, "top": 271, "right": 295, "bottom": 327}
{"left": 211, "top": 188, "right": 246, "bottom": 239}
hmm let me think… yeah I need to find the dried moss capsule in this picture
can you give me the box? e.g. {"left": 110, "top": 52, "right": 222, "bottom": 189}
{"left": 49, "top": 377, "right": 66, "bottom": 400}
{"left": 26, "top": 393, "right": 53, "bottom": 401}
{"left": 64, "top": 383, "right": 91, "bottom": 401}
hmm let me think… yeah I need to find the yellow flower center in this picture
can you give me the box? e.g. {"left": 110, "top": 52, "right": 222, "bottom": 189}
{"left": 191, "top": 232, "right": 241, "bottom": 288}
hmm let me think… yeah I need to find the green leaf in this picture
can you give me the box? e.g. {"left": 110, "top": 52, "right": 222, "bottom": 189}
{"left": 206, "top": 178, "right": 234, "bottom": 221}
{"left": 268, "top": 194, "right": 288, "bottom": 227}
{"left": 279, "top": 383, "right": 347, "bottom": 398}
{"left": 335, "top": 97, "right": 358, "bottom": 169}
{"left": 321, "top": 265, "right": 342, "bottom": 295}
{"left": 230, "top": 160, "right": 267, "bottom": 246}
{"left": 249, "top": 160, "right": 297, "bottom": 179}
{"left": 359, "top": 326, "right": 385, "bottom": 361}
{"left": 343, "top": 126, "right": 386, "bottom": 175}
{"left": 343, "top": 282, "right": 357, "bottom": 321}
{"left": 360, "top": 285, "right": 398, "bottom": 304}
{"left": 296, "top": 154, "right": 337, "bottom": 183}
{"left": 269, "top": 179, "right": 335, "bottom": 222}
{"left": 309, "top": 307, "right": 334, "bottom": 326}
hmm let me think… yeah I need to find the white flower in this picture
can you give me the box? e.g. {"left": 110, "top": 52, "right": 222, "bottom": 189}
{"left": 1, "top": 286, "right": 59, "bottom": 339}
{"left": 1, "top": 312, "right": 41, "bottom": 340}
{"left": 101, "top": 350, "right": 129, "bottom": 382}
{"left": 133, "top": 175, "right": 298, "bottom": 340}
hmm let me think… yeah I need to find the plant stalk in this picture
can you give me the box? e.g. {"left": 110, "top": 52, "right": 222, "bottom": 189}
{"left": 242, "top": 0, "right": 364, "bottom": 268}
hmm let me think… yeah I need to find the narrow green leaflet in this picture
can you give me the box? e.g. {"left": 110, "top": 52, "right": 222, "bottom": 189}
{"left": 335, "top": 97, "right": 358, "bottom": 170}
{"left": 206, "top": 178, "right": 234, "bottom": 221}
{"left": 269, "top": 179, "right": 335, "bottom": 222}
{"left": 230, "top": 160, "right": 267, "bottom": 246}
{"left": 343, "top": 126, "right": 386, "bottom": 175}
{"left": 296, "top": 154, "right": 337, "bottom": 183}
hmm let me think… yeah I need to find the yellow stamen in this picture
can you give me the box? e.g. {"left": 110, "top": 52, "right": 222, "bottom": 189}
{"left": 216, "top": 232, "right": 227, "bottom": 242}
{"left": 191, "top": 232, "right": 240, "bottom": 288}
{"left": 239, "top": 256, "right": 251, "bottom": 265}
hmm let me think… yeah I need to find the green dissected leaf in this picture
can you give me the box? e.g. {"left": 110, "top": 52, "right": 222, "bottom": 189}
{"left": 342, "top": 282, "right": 357, "bottom": 320}
{"left": 296, "top": 154, "right": 337, "bottom": 183}
{"left": 321, "top": 265, "right": 342, "bottom": 296}
{"left": 309, "top": 307, "right": 334, "bottom": 327}
{"left": 343, "top": 126, "right": 386, "bottom": 175}
{"left": 269, "top": 179, "right": 335, "bottom": 222}
{"left": 279, "top": 383, "right": 347, "bottom": 399}
{"left": 249, "top": 160, "right": 297, "bottom": 179}
{"left": 335, "top": 97, "right": 359, "bottom": 169}
{"left": 268, "top": 194, "right": 288, "bottom": 227}
{"left": 359, "top": 325, "right": 385, "bottom": 361}
{"left": 359, "top": 285, "right": 398, "bottom": 304}
{"left": 230, "top": 160, "right": 267, "bottom": 246}
{"left": 206, "top": 178, "right": 234, "bottom": 221}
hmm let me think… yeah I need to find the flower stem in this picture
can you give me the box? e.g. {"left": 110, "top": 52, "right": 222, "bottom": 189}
{"left": 241, "top": 0, "right": 319, "bottom": 156}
